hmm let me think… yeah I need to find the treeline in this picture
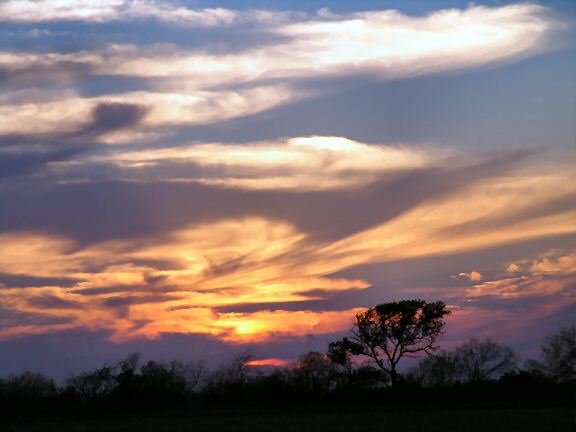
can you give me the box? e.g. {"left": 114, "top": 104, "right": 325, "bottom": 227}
{"left": 0, "top": 327, "right": 574, "bottom": 417}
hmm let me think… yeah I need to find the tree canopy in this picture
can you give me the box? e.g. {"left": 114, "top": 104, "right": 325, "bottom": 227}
{"left": 329, "top": 299, "right": 450, "bottom": 386}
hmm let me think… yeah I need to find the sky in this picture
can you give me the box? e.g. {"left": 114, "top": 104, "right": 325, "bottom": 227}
{"left": 0, "top": 0, "right": 574, "bottom": 379}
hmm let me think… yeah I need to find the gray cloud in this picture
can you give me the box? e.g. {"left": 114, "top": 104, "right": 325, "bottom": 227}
{"left": 0, "top": 273, "right": 79, "bottom": 289}
{"left": 73, "top": 102, "right": 149, "bottom": 138}
{"left": 0, "top": 149, "right": 537, "bottom": 245}
{"left": 0, "top": 101, "right": 149, "bottom": 182}
{"left": 26, "top": 294, "right": 84, "bottom": 310}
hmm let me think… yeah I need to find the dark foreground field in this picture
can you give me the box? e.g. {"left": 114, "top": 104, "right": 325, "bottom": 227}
{"left": 1, "top": 407, "right": 574, "bottom": 432}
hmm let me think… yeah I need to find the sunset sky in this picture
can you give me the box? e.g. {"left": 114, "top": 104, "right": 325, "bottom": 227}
{"left": 0, "top": 0, "right": 574, "bottom": 379}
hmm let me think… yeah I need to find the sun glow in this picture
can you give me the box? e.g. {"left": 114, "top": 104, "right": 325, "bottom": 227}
{"left": 0, "top": 154, "right": 574, "bottom": 344}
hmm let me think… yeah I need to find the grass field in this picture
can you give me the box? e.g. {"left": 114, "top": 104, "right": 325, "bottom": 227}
{"left": 1, "top": 407, "right": 574, "bottom": 432}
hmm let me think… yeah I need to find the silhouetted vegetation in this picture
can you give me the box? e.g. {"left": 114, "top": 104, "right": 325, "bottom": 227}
{"left": 406, "top": 338, "right": 518, "bottom": 386}
{"left": 328, "top": 300, "right": 450, "bottom": 386}
{"left": 0, "top": 304, "right": 574, "bottom": 429}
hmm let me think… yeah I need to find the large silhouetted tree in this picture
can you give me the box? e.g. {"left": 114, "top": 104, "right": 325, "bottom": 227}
{"left": 329, "top": 299, "right": 450, "bottom": 386}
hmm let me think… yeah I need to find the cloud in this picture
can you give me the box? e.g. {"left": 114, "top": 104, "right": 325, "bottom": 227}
{"left": 464, "top": 249, "right": 576, "bottom": 299}
{"left": 316, "top": 160, "right": 575, "bottom": 269}
{"left": 76, "top": 136, "right": 434, "bottom": 190}
{"left": 0, "top": 150, "right": 573, "bottom": 343}
{"left": 442, "top": 296, "right": 574, "bottom": 349}
{"left": 1, "top": 4, "right": 557, "bottom": 82}
{"left": 0, "top": 85, "right": 298, "bottom": 143}
{"left": 74, "top": 102, "right": 149, "bottom": 139}
{"left": 0, "top": 4, "right": 560, "bottom": 143}
{"left": 0, "top": 2, "right": 572, "bottom": 348}
{"left": 1, "top": 141, "right": 573, "bottom": 241}
{"left": 245, "top": 358, "right": 288, "bottom": 367}
{"left": 0, "top": 218, "right": 368, "bottom": 342}
{"left": 0, "top": 0, "right": 125, "bottom": 23}
{"left": 0, "top": 0, "right": 267, "bottom": 26}
{"left": 457, "top": 271, "right": 484, "bottom": 282}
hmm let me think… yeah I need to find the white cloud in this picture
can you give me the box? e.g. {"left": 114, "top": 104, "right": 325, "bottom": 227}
{"left": 0, "top": 0, "right": 124, "bottom": 22}
{"left": 0, "top": 85, "right": 299, "bottom": 142}
{"left": 1, "top": 4, "right": 558, "bottom": 84}
{"left": 0, "top": 0, "right": 301, "bottom": 26}
{"left": 81, "top": 136, "right": 434, "bottom": 190}
{"left": 0, "top": 4, "right": 560, "bottom": 142}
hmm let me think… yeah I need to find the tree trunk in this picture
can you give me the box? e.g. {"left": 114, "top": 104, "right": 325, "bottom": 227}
{"left": 390, "top": 368, "right": 398, "bottom": 387}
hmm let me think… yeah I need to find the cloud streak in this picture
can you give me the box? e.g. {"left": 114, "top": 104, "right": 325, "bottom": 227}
{"left": 73, "top": 136, "right": 434, "bottom": 190}
{"left": 0, "top": 146, "right": 573, "bottom": 343}
{"left": 0, "top": 3, "right": 560, "bottom": 143}
{"left": 465, "top": 249, "right": 576, "bottom": 299}
{"left": 0, "top": 0, "right": 248, "bottom": 26}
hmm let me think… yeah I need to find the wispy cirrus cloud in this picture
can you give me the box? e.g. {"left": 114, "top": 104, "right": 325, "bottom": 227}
{"left": 0, "top": 145, "right": 573, "bottom": 343}
{"left": 64, "top": 136, "right": 435, "bottom": 190}
{"left": 0, "top": 3, "right": 560, "bottom": 144}
{"left": 0, "top": 86, "right": 298, "bottom": 143}
{"left": 0, "top": 0, "right": 242, "bottom": 26}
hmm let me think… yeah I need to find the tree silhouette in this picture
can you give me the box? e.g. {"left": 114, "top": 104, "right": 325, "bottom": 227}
{"left": 2, "top": 372, "right": 56, "bottom": 398}
{"left": 290, "top": 351, "right": 339, "bottom": 396}
{"left": 452, "top": 338, "right": 517, "bottom": 383}
{"left": 410, "top": 338, "right": 517, "bottom": 386}
{"left": 329, "top": 299, "right": 450, "bottom": 386}
{"left": 406, "top": 351, "right": 459, "bottom": 387}
{"left": 528, "top": 326, "right": 576, "bottom": 383}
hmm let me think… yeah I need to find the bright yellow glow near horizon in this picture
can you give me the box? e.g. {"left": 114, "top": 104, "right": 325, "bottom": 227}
{"left": 0, "top": 160, "right": 573, "bottom": 344}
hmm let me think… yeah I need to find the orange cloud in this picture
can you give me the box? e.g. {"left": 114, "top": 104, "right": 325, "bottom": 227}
{"left": 0, "top": 156, "right": 573, "bottom": 343}
{"left": 245, "top": 358, "right": 289, "bottom": 367}
{"left": 466, "top": 249, "right": 576, "bottom": 299}
{"left": 0, "top": 218, "right": 368, "bottom": 342}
